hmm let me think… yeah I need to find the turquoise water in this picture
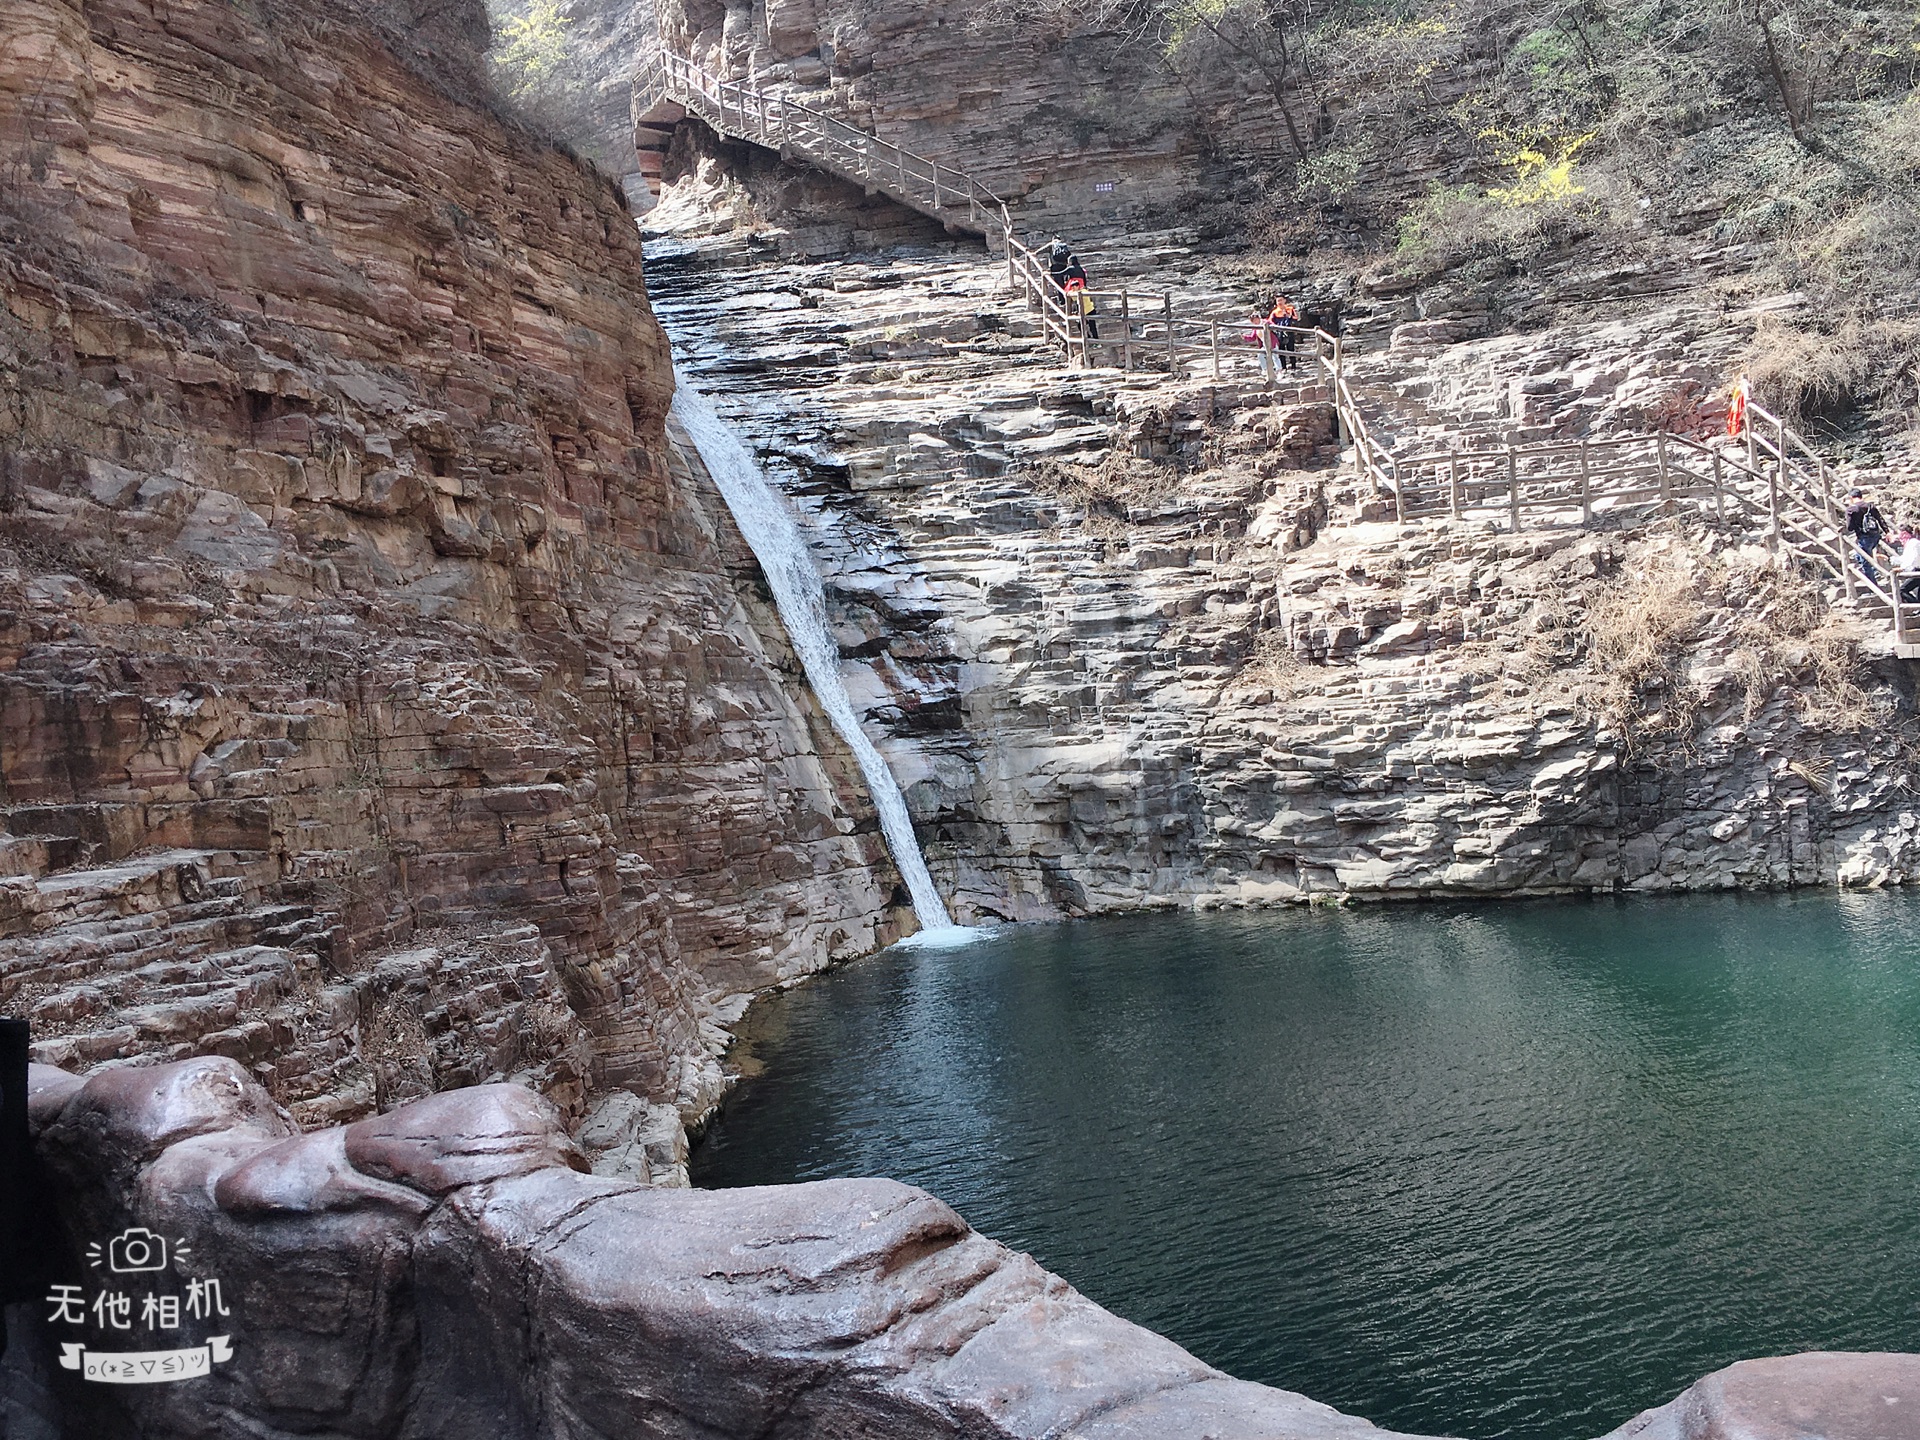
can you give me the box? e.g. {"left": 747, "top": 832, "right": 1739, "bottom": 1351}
{"left": 691, "top": 895, "right": 1920, "bottom": 1439}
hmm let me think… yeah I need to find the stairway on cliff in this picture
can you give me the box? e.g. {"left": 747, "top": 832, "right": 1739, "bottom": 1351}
{"left": 660, "top": 62, "right": 1879, "bottom": 659}
{"left": 648, "top": 213, "right": 1920, "bottom": 917}
{"left": 653, "top": 236, "right": 1323, "bottom": 908}
{"left": 650, "top": 48, "right": 1892, "bottom": 665}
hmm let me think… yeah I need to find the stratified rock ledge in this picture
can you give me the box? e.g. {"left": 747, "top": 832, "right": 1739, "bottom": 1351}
{"left": 18, "top": 1058, "right": 1920, "bottom": 1440}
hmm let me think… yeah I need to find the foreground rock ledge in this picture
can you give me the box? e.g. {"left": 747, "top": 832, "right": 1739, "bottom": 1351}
{"left": 12, "top": 1060, "right": 1917, "bottom": 1440}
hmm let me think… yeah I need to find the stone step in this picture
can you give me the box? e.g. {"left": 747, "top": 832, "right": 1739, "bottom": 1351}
{"left": 0, "top": 834, "right": 74, "bottom": 878}
{"left": 0, "top": 849, "right": 226, "bottom": 937}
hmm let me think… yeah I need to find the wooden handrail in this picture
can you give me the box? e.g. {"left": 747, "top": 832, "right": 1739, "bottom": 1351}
{"left": 646, "top": 49, "right": 1004, "bottom": 238}
{"left": 647, "top": 45, "right": 1898, "bottom": 640}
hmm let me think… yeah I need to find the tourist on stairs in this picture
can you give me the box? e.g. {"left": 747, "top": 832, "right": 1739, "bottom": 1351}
{"left": 1250, "top": 303, "right": 1277, "bottom": 381}
{"left": 1063, "top": 257, "right": 1099, "bottom": 341}
{"left": 1896, "top": 524, "right": 1920, "bottom": 604}
{"left": 1046, "top": 236, "right": 1072, "bottom": 294}
{"left": 1846, "top": 488, "right": 1890, "bottom": 584}
{"left": 1269, "top": 296, "right": 1301, "bottom": 372}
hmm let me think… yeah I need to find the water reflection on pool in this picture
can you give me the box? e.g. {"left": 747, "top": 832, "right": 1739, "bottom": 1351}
{"left": 692, "top": 894, "right": 1920, "bottom": 1439}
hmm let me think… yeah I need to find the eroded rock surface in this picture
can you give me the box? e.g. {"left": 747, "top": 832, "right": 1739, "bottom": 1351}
{"left": 15, "top": 1056, "right": 1426, "bottom": 1439}
{"left": 15, "top": 1057, "right": 1920, "bottom": 1440}
{"left": 0, "top": 0, "right": 907, "bottom": 1123}
{"left": 650, "top": 235, "right": 1920, "bottom": 921}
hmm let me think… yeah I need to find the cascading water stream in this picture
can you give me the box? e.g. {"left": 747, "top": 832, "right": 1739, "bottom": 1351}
{"left": 669, "top": 368, "right": 958, "bottom": 934}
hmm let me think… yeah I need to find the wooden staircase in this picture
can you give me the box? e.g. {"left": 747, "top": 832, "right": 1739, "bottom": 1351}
{"left": 637, "top": 50, "right": 1007, "bottom": 239}
{"left": 641, "top": 47, "right": 1911, "bottom": 652}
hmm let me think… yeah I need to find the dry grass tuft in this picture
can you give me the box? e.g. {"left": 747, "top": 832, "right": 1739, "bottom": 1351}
{"left": 360, "top": 990, "right": 434, "bottom": 1112}
{"left": 1245, "top": 626, "right": 1304, "bottom": 694}
{"left": 1787, "top": 758, "right": 1833, "bottom": 795}
{"left": 1723, "top": 569, "right": 1876, "bottom": 731}
{"left": 1575, "top": 539, "right": 1881, "bottom": 755}
{"left": 1794, "top": 633, "right": 1878, "bottom": 732}
{"left": 1579, "top": 553, "right": 1706, "bottom": 753}
{"left": 1024, "top": 455, "right": 1184, "bottom": 535}
{"left": 1741, "top": 315, "right": 1920, "bottom": 426}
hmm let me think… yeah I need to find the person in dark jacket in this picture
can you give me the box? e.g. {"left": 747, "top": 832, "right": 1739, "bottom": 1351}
{"left": 1063, "top": 255, "right": 1099, "bottom": 339}
{"left": 1045, "top": 237, "right": 1072, "bottom": 292}
{"left": 1268, "top": 296, "right": 1300, "bottom": 372}
{"left": 1847, "top": 488, "right": 1890, "bottom": 584}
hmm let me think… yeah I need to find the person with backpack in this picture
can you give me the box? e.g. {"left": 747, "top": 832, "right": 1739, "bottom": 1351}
{"left": 1846, "top": 487, "right": 1890, "bottom": 584}
{"left": 1045, "top": 237, "right": 1072, "bottom": 294}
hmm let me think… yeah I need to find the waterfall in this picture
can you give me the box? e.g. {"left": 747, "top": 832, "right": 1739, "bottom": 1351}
{"left": 669, "top": 369, "right": 958, "bottom": 933}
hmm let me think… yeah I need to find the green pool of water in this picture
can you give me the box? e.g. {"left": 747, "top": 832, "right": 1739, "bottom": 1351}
{"left": 690, "top": 894, "right": 1920, "bottom": 1438}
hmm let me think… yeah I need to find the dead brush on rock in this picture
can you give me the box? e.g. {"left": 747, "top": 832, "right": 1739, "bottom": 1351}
{"left": 1241, "top": 627, "right": 1306, "bottom": 699}
{"left": 1578, "top": 554, "right": 1708, "bottom": 755}
{"left": 1740, "top": 315, "right": 1913, "bottom": 427}
{"left": 1024, "top": 455, "right": 1182, "bottom": 536}
{"left": 1722, "top": 571, "right": 1874, "bottom": 729}
{"left": 360, "top": 989, "right": 435, "bottom": 1112}
{"left": 1520, "top": 590, "right": 1586, "bottom": 674}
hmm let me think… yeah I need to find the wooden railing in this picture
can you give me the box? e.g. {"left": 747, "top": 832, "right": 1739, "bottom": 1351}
{"left": 639, "top": 50, "right": 1005, "bottom": 238}
{"left": 1332, "top": 396, "right": 1917, "bottom": 644}
{"left": 645, "top": 45, "right": 1913, "bottom": 648}
{"left": 1737, "top": 397, "right": 1919, "bottom": 644}
{"left": 1004, "top": 237, "right": 1329, "bottom": 383}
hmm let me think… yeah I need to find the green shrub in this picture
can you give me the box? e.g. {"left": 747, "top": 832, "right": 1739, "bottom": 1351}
{"left": 1292, "top": 138, "right": 1372, "bottom": 201}
{"left": 489, "top": 0, "right": 576, "bottom": 105}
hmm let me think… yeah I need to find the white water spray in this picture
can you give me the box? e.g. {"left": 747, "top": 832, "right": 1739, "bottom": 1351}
{"left": 669, "top": 369, "right": 958, "bottom": 933}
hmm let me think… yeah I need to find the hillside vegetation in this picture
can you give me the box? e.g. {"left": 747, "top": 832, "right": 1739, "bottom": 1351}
{"left": 484, "top": 0, "right": 644, "bottom": 181}
{"left": 967, "top": 0, "right": 1918, "bottom": 431}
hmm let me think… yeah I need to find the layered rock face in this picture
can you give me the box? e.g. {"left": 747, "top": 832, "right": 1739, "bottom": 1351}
{"left": 649, "top": 0, "right": 1247, "bottom": 232}
{"left": 15, "top": 1056, "right": 1915, "bottom": 1440}
{"left": 641, "top": 0, "right": 1505, "bottom": 244}
{"left": 651, "top": 234, "right": 1920, "bottom": 922}
{"left": 637, "top": 0, "right": 1915, "bottom": 400}
{"left": 491, "top": 0, "right": 655, "bottom": 195}
{"left": 0, "top": 0, "right": 906, "bottom": 1125}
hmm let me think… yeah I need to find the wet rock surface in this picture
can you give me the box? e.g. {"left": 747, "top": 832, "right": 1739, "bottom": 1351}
{"left": 649, "top": 233, "right": 1920, "bottom": 921}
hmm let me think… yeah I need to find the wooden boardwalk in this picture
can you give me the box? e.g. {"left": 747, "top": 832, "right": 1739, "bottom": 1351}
{"left": 640, "top": 49, "right": 1917, "bottom": 654}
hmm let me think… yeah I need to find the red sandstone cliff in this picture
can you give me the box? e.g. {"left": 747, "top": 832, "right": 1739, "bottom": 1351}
{"left": 0, "top": 0, "right": 904, "bottom": 1126}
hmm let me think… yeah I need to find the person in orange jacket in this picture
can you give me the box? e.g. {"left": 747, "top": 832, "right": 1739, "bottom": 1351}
{"left": 1267, "top": 296, "right": 1301, "bottom": 372}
